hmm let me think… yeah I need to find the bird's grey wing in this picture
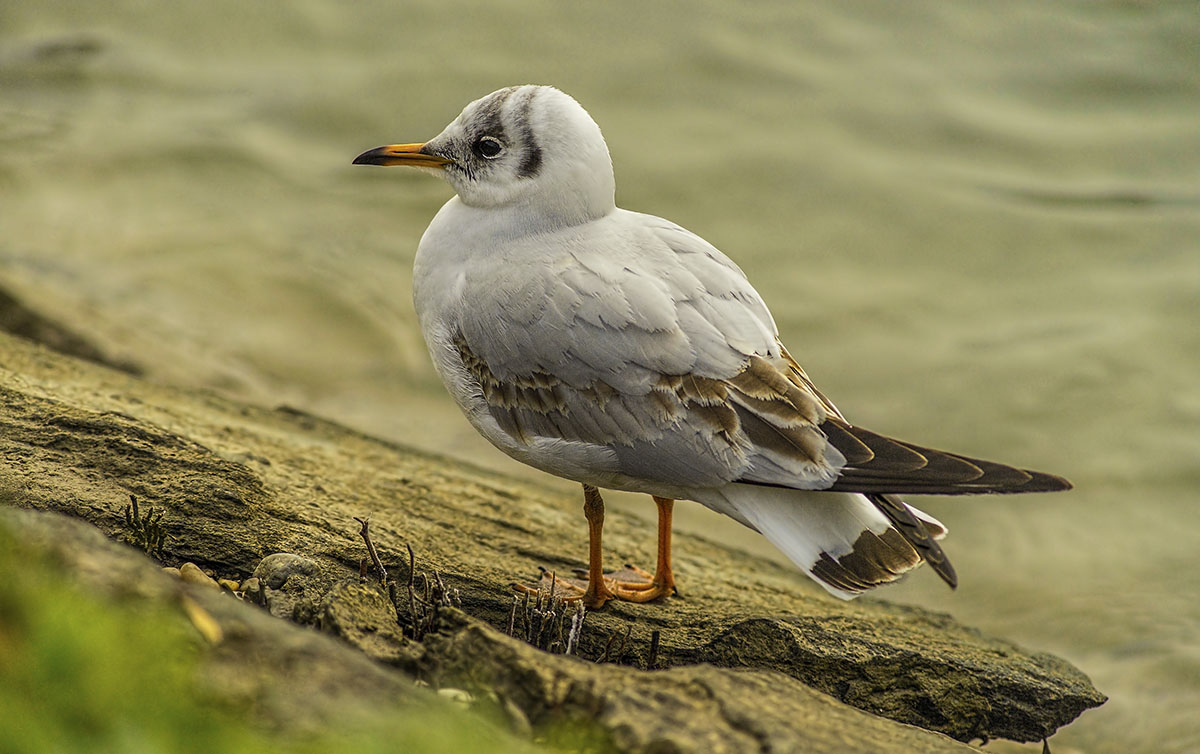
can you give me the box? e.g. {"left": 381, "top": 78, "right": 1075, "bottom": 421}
{"left": 455, "top": 214, "right": 847, "bottom": 490}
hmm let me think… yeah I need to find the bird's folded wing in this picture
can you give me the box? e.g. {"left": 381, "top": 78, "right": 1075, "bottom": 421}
{"left": 455, "top": 214, "right": 848, "bottom": 490}
{"left": 455, "top": 214, "right": 1069, "bottom": 497}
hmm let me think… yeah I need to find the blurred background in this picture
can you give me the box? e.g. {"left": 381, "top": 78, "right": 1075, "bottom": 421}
{"left": 1, "top": 1, "right": 1196, "bottom": 751}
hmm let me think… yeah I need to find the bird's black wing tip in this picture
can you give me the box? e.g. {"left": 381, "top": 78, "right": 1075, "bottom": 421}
{"left": 1023, "top": 470, "right": 1074, "bottom": 493}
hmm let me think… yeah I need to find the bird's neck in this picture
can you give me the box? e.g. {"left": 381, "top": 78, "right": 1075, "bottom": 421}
{"left": 518, "top": 185, "right": 614, "bottom": 232}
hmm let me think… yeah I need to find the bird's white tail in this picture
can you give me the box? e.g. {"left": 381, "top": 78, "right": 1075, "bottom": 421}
{"left": 699, "top": 484, "right": 947, "bottom": 599}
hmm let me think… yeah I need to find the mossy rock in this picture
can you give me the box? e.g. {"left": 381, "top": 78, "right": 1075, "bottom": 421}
{"left": 0, "top": 330, "right": 1104, "bottom": 750}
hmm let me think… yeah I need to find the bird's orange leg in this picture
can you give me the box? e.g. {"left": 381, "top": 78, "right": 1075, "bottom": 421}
{"left": 607, "top": 496, "right": 677, "bottom": 603}
{"left": 578, "top": 483, "right": 618, "bottom": 608}
{"left": 519, "top": 488, "right": 677, "bottom": 609}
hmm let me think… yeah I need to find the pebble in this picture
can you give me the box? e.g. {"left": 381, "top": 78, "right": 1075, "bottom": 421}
{"left": 499, "top": 695, "right": 532, "bottom": 738}
{"left": 179, "top": 562, "right": 220, "bottom": 589}
{"left": 181, "top": 594, "right": 223, "bottom": 645}
{"left": 252, "top": 553, "right": 319, "bottom": 589}
{"left": 437, "top": 687, "right": 473, "bottom": 707}
{"left": 240, "top": 577, "right": 265, "bottom": 605}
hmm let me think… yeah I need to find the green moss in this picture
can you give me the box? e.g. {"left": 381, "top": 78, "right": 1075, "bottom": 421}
{"left": 0, "top": 522, "right": 537, "bottom": 754}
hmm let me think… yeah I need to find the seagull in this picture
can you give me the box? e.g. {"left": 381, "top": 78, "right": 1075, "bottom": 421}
{"left": 353, "top": 85, "right": 1071, "bottom": 608}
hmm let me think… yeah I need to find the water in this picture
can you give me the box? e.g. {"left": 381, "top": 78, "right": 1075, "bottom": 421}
{"left": 2, "top": 2, "right": 1197, "bottom": 751}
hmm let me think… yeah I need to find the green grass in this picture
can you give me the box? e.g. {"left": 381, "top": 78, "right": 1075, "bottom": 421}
{"left": 0, "top": 521, "right": 540, "bottom": 754}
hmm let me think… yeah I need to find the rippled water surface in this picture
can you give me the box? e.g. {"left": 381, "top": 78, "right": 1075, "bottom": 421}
{"left": 2, "top": 2, "right": 1196, "bottom": 751}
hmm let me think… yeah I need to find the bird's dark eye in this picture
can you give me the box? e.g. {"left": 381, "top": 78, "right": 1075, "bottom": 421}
{"left": 474, "top": 136, "right": 504, "bottom": 159}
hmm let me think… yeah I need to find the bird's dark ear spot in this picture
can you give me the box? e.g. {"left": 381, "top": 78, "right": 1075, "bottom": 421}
{"left": 515, "top": 91, "right": 543, "bottom": 178}
{"left": 518, "top": 143, "right": 542, "bottom": 178}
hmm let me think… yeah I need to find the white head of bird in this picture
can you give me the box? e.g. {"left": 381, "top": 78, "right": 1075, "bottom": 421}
{"left": 354, "top": 85, "right": 615, "bottom": 227}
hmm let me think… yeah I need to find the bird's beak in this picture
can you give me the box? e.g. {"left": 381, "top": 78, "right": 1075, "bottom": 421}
{"left": 352, "top": 142, "right": 452, "bottom": 168}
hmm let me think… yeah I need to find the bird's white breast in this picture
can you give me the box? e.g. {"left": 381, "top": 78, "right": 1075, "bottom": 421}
{"left": 412, "top": 198, "right": 641, "bottom": 489}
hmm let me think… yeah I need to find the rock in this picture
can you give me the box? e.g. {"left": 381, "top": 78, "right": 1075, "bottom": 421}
{"left": 0, "top": 330, "right": 1105, "bottom": 749}
{"left": 239, "top": 577, "right": 264, "bottom": 605}
{"left": 0, "top": 286, "right": 139, "bottom": 374}
{"left": 181, "top": 593, "right": 225, "bottom": 644}
{"left": 319, "top": 580, "right": 421, "bottom": 667}
{"left": 260, "top": 574, "right": 322, "bottom": 623}
{"left": 246, "top": 554, "right": 331, "bottom": 621}
{"left": 496, "top": 693, "right": 533, "bottom": 738}
{"left": 689, "top": 613, "right": 1103, "bottom": 743}
{"left": 0, "top": 508, "right": 490, "bottom": 741}
{"left": 437, "top": 687, "right": 474, "bottom": 706}
{"left": 422, "top": 609, "right": 981, "bottom": 753}
{"left": 179, "top": 562, "right": 220, "bottom": 589}
{"left": 4, "top": 506, "right": 974, "bottom": 754}
{"left": 253, "top": 553, "right": 319, "bottom": 589}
